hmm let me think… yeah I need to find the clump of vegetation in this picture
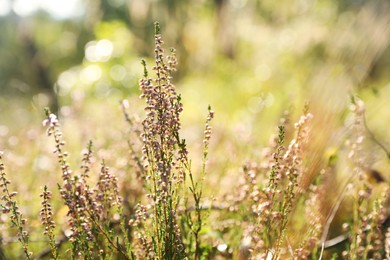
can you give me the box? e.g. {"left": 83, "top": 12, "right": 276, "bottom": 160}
{"left": 0, "top": 22, "right": 389, "bottom": 260}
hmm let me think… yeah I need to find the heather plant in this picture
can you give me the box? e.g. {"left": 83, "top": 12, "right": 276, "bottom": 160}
{"left": 133, "top": 22, "right": 187, "bottom": 259}
{"left": 42, "top": 110, "right": 132, "bottom": 259}
{"left": 0, "top": 152, "right": 32, "bottom": 259}
{"left": 222, "top": 110, "right": 316, "bottom": 259}
{"left": 181, "top": 105, "right": 214, "bottom": 259}
{"left": 39, "top": 185, "right": 58, "bottom": 259}
{"left": 132, "top": 22, "right": 215, "bottom": 259}
{"left": 0, "top": 22, "right": 389, "bottom": 260}
{"left": 337, "top": 98, "right": 390, "bottom": 260}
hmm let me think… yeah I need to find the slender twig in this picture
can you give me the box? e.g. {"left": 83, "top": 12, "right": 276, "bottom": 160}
{"left": 363, "top": 112, "right": 390, "bottom": 159}
{"left": 319, "top": 179, "right": 352, "bottom": 260}
{"left": 86, "top": 208, "right": 130, "bottom": 260}
{"left": 323, "top": 213, "right": 390, "bottom": 249}
{"left": 127, "top": 141, "right": 145, "bottom": 175}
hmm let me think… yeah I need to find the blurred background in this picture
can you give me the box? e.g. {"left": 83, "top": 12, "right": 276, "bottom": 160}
{"left": 1, "top": 0, "right": 390, "bottom": 179}
{"left": 0, "top": 0, "right": 390, "bottom": 256}
{"left": 1, "top": 0, "right": 390, "bottom": 174}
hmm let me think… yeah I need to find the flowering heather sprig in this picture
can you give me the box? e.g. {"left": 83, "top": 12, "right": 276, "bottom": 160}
{"left": 252, "top": 126, "right": 286, "bottom": 257}
{"left": 43, "top": 110, "right": 76, "bottom": 217}
{"left": 339, "top": 98, "right": 390, "bottom": 259}
{"left": 184, "top": 106, "right": 215, "bottom": 258}
{"left": 358, "top": 187, "right": 388, "bottom": 259}
{"left": 202, "top": 106, "right": 214, "bottom": 174}
{"left": 76, "top": 160, "right": 131, "bottom": 259}
{"left": 43, "top": 111, "right": 77, "bottom": 222}
{"left": 267, "top": 125, "right": 285, "bottom": 193}
{"left": 0, "top": 151, "right": 32, "bottom": 259}
{"left": 44, "top": 110, "right": 133, "bottom": 258}
{"left": 344, "top": 185, "right": 386, "bottom": 259}
{"left": 139, "top": 24, "right": 183, "bottom": 178}
{"left": 347, "top": 98, "right": 368, "bottom": 173}
{"left": 294, "top": 183, "right": 323, "bottom": 259}
{"left": 366, "top": 199, "right": 385, "bottom": 258}
{"left": 245, "top": 112, "right": 313, "bottom": 258}
{"left": 354, "top": 184, "right": 372, "bottom": 257}
{"left": 274, "top": 112, "right": 313, "bottom": 255}
{"left": 138, "top": 21, "right": 186, "bottom": 259}
{"left": 283, "top": 113, "right": 313, "bottom": 206}
{"left": 223, "top": 124, "right": 284, "bottom": 257}
{"left": 43, "top": 109, "right": 96, "bottom": 256}
{"left": 95, "top": 162, "right": 121, "bottom": 221}
{"left": 80, "top": 140, "right": 93, "bottom": 181}
{"left": 121, "top": 100, "right": 145, "bottom": 178}
{"left": 239, "top": 162, "right": 268, "bottom": 257}
{"left": 43, "top": 110, "right": 73, "bottom": 189}
{"left": 344, "top": 98, "right": 374, "bottom": 258}
{"left": 40, "top": 185, "right": 58, "bottom": 259}
{"left": 129, "top": 204, "right": 154, "bottom": 258}
{"left": 254, "top": 125, "right": 286, "bottom": 231}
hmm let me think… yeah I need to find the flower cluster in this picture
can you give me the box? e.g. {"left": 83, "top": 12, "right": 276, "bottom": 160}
{"left": 43, "top": 110, "right": 88, "bottom": 244}
{"left": 43, "top": 111, "right": 128, "bottom": 258}
{"left": 224, "top": 111, "right": 314, "bottom": 259}
{"left": 137, "top": 22, "right": 186, "bottom": 259}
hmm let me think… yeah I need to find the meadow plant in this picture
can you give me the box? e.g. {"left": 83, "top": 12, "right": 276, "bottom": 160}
{"left": 132, "top": 22, "right": 215, "bottom": 259}
{"left": 0, "top": 152, "right": 32, "bottom": 259}
{"left": 0, "top": 22, "right": 388, "bottom": 260}
{"left": 339, "top": 98, "right": 390, "bottom": 260}
{"left": 134, "top": 22, "right": 187, "bottom": 259}
{"left": 43, "top": 110, "right": 131, "bottom": 259}
{"left": 227, "top": 111, "right": 315, "bottom": 259}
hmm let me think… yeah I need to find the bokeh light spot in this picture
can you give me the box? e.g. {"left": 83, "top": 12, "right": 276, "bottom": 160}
{"left": 12, "top": 0, "right": 39, "bottom": 17}
{"left": 80, "top": 65, "right": 102, "bottom": 83}
{"left": 85, "top": 39, "right": 114, "bottom": 62}
{"left": 110, "top": 65, "right": 126, "bottom": 81}
{"left": 0, "top": 0, "right": 11, "bottom": 16}
{"left": 57, "top": 70, "right": 78, "bottom": 95}
{"left": 41, "top": 0, "right": 83, "bottom": 19}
